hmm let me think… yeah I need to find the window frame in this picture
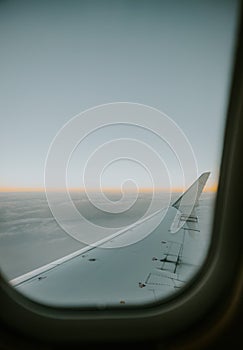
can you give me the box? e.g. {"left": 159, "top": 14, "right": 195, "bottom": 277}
{"left": 0, "top": 3, "right": 242, "bottom": 347}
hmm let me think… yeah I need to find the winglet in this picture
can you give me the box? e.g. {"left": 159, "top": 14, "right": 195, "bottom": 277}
{"left": 169, "top": 172, "right": 210, "bottom": 234}
{"left": 172, "top": 172, "right": 210, "bottom": 212}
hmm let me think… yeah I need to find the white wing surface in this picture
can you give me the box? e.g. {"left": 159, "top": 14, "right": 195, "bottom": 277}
{"left": 10, "top": 173, "right": 210, "bottom": 308}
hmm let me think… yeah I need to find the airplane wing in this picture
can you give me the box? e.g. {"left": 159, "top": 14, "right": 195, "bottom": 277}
{"left": 10, "top": 172, "right": 210, "bottom": 308}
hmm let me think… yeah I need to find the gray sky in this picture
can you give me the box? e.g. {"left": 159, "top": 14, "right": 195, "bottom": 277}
{"left": 0, "top": 0, "right": 239, "bottom": 190}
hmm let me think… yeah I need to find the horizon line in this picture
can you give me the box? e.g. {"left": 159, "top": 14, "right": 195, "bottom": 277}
{"left": 0, "top": 184, "right": 218, "bottom": 193}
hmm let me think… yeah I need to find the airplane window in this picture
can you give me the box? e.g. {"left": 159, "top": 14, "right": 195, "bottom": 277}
{"left": 0, "top": 0, "right": 239, "bottom": 308}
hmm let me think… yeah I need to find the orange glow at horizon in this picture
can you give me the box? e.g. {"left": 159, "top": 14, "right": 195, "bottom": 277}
{"left": 203, "top": 184, "right": 218, "bottom": 193}
{"left": 0, "top": 186, "right": 46, "bottom": 193}
{"left": 0, "top": 184, "right": 218, "bottom": 193}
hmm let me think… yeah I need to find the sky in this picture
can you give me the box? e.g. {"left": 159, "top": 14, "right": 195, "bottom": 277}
{"left": 0, "top": 0, "right": 239, "bottom": 191}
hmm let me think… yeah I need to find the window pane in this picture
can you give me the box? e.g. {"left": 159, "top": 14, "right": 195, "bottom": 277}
{"left": 0, "top": 0, "right": 239, "bottom": 307}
